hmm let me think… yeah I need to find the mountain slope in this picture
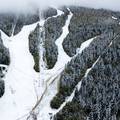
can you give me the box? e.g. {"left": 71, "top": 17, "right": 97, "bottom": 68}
{"left": 0, "top": 5, "right": 120, "bottom": 120}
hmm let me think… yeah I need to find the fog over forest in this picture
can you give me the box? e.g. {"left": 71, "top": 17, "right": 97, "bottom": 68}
{"left": 0, "top": 0, "right": 119, "bottom": 13}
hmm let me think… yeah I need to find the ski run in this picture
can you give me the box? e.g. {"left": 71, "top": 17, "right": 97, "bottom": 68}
{"left": 0, "top": 8, "right": 96, "bottom": 120}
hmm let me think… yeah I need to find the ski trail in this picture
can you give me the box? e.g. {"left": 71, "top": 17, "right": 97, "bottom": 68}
{"left": 0, "top": 22, "right": 40, "bottom": 120}
{"left": 40, "top": 8, "right": 73, "bottom": 80}
{"left": 0, "top": 7, "right": 96, "bottom": 120}
{"left": 112, "top": 16, "right": 117, "bottom": 20}
{"left": 52, "top": 38, "right": 97, "bottom": 117}
{"left": 28, "top": 8, "right": 96, "bottom": 120}
{"left": 55, "top": 36, "right": 116, "bottom": 114}
{"left": 54, "top": 8, "right": 73, "bottom": 69}
{"left": 47, "top": 7, "right": 64, "bottom": 20}
{"left": 76, "top": 37, "right": 96, "bottom": 55}
{"left": 26, "top": 8, "right": 73, "bottom": 120}
{"left": 34, "top": 7, "right": 64, "bottom": 97}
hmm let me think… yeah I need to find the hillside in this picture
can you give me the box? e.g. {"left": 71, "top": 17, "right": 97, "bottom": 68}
{"left": 0, "top": 6, "right": 120, "bottom": 120}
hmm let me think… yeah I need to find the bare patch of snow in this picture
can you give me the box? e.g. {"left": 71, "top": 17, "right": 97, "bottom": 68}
{"left": 76, "top": 37, "right": 96, "bottom": 55}
{"left": 112, "top": 16, "right": 117, "bottom": 20}
{"left": 28, "top": 8, "right": 73, "bottom": 120}
{"left": 84, "top": 56, "right": 100, "bottom": 78}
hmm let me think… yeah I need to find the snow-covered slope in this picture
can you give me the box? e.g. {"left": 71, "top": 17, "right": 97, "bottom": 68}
{"left": 0, "top": 8, "right": 67, "bottom": 120}
{"left": 0, "top": 22, "right": 40, "bottom": 120}
{"left": 0, "top": 7, "right": 105, "bottom": 120}
{"left": 27, "top": 8, "right": 96, "bottom": 120}
{"left": 25, "top": 8, "right": 73, "bottom": 120}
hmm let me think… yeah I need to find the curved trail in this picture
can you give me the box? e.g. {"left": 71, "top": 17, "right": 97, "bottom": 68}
{"left": 0, "top": 8, "right": 68, "bottom": 120}
{"left": 28, "top": 8, "right": 96, "bottom": 120}
{"left": 26, "top": 8, "right": 73, "bottom": 120}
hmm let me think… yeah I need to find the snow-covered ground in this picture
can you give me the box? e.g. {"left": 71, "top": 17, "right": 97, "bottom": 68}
{"left": 0, "top": 8, "right": 68, "bottom": 120}
{"left": 31, "top": 9, "right": 96, "bottom": 120}
{"left": 28, "top": 8, "right": 73, "bottom": 120}
{"left": 76, "top": 37, "right": 96, "bottom": 55}
{"left": 0, "top": 7, "right": 97, "bottom": 120}
{"left": 0, "top": 22, "right": 40, "bottom": 120}
{"left": 36, "top": 7, "right": 64, "bottom": 96}
{"left": 54, "top": 8, "right": 72, "bottom": 69}
{"left": 112, "top": 16, "right": 117, "bottom": 20}
{"left": 52, "top": 37, "right": 96, "bottom": 115}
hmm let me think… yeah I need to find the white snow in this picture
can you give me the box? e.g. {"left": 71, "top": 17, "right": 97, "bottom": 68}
{"left": 34, "top": 7, "right": 64, "bottom": 97}
{"left": 0, "top": 22, "right": 40, "bottom": 120}
{"left": 0, "top": 64, "right": 8, "bottom": 68}
{"left": 0, "top": 7, "right": 98, "bottom": 120}
{"left": 28, "top": 8, "right": 73, "bottom": 120}
{"left": 50, "top": 6, "right": 64, "bottom": 17}
{"left": 76, "top": 37, "right": 96, "bottom": 55}
{"left": 54, "top": 8, "right": 73, "bottom": 70}
{"left": 52, "top": 37, "right": 97, "bottom": 116}
{"left": 53, "top": 78, "right": 82, "bottom": 115}
{"left": 55, "top": 37, "right": 100, "bottom": 113}
{"left": 84, "top": 56, "right": 100, "bottom": 78}
{"left": 46, "top": 8, "right": 64, "bottom": 21}
{"left": 85, "top": 38, "right": 113, "bottom": 78}
{"left": 112, "top": 16, "right": 117, "bottom": 20}
{"left": 55, "top": 9, "right": 64, "bottom": 16}
{"left": 0, "top": 64, "right": 8, "bottom": 75}
{"left": 0, "top": 7, "right": 69, "bottom": 120}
